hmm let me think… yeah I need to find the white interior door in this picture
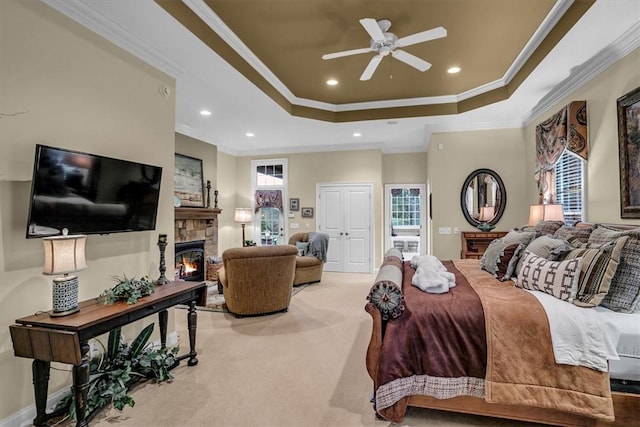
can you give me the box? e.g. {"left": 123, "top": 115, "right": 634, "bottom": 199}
{"left": 318, "top": 183, "right": 372, "bottom": 273}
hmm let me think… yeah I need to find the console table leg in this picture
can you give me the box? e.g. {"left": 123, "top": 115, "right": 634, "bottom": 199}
{"left": 159, "top": 309, "right": 168, "bottom": 349}
{"left": 187, "top": 300, "right": 198, "bottom": 366}
{"left": 72, "top": 342, "right": 91, "bottom": 427}
{"left": 32, "top": 360, "right": 50, "bottom": 427}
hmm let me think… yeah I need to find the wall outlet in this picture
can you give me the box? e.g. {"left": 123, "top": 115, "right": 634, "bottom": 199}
{"left": 438, "top": 227, "right": 452, "bottom": 235}
{"left": 290, "top": 222, "right": 299, "bottom": 229}
{"left": 453, "top": 227, "right": 459, "bottom": 234}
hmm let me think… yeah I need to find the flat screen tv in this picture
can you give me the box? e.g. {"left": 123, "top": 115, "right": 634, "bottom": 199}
{"left": 26, "top": 144, "right": 163, "bottom": 238}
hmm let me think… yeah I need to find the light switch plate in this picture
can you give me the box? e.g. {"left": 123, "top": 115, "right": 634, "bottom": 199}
{"left": 438, "top": 227, "right": 452, "bottom": 235}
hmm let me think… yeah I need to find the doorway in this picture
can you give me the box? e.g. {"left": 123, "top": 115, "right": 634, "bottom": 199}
{"left": 384, "top": 184, "right": 427, "bottom": 259}
{"left": 317, "top": 183, "right": 373, "bottom": 273}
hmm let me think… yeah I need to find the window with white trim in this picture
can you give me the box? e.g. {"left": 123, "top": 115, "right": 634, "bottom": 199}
{"left": 555, "top": 149, "right": 585, "bottom": 225}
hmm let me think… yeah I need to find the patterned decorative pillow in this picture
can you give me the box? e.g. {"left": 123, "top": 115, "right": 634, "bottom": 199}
{"left": 535, "top": 220, "right": 565, "bottom": 236}
{"left": 480, "top": 238, "right": 506, "bottom": 275}
{"left": 503, "top": 229, "right": 537, "bottom": 246}
{"left": 588, "top": 227, "right": 640, "bottom": 312}
{"left": 553, "top": 224, "right": 595, "bottom": 244}
{"left": 514, "top": 235, "right": 572, "bottom": 276}
{"left": 495, "top": 243, "right": 524, "bottom": 281}
{"left": 561, "top": 236, "right": 628, "bottom": 307}
{"left": 516, "top": 252, "right": 582, "bottom": 302}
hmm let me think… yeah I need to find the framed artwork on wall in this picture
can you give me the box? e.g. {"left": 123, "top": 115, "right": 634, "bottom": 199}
{"left": 289, "top": 198, "right": 299, "bottom": 211}
{"left": 301, "top": 207, "right": 314, "bottom": 218}
{"left": 174, "top": 153, "right": 205, "bottom": 207}
{"left": 617, "top": 86, "right": 640, "bottom": 218}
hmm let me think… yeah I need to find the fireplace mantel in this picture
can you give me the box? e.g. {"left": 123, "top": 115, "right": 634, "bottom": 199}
{"left": 174, "top": 207, "right": 222, "bottom": 220}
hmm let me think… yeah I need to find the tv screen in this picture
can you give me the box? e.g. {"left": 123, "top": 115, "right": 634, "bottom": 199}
{"left": 26, "top": 144, "right": 163, "bottom": 238}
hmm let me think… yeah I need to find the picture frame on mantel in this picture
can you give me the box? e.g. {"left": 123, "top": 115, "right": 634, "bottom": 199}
{"left": 617, "top": 86, "right": 640, "bottom": 218}
{"left": 174, "top": 153, "right": 205, "bottom": 208}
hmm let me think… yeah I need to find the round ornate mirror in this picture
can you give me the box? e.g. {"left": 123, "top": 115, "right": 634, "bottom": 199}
{"left": 460, "top": 168, "right": 507, "bottom": 230}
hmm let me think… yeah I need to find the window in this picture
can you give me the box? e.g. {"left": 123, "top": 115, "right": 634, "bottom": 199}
{"left": 555, "top": 150, "right": 585, "bottom": 224}
{"left": 251, "top": 159, "right": 287, "bottom": 245}
{"left": 391, "top": 188, "right": 421, "bottom": 227}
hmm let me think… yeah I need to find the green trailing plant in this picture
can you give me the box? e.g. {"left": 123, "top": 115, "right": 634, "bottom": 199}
{"left": 55, "top": 324, "right": 179, "bottom": 421}
{"left": 244, "top": 240, "right": 257, "bottom": 246}
{"left": 98, "top": 275, "right": 155, "bottom": 305}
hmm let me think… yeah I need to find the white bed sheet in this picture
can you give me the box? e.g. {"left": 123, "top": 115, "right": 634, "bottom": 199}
{"left": 593, "top": 306, "right": 640, "bottom": 381}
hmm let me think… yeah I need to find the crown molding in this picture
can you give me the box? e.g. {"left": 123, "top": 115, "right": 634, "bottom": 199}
{"left": 524, "top": 20, "right": 640, "bottom": 126}
{"left": 42, "top": 0, "right": 184, "bottom": 79}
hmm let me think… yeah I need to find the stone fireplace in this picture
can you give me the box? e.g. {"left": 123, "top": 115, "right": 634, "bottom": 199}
{"left": 175, "top": 240, "right": 205, "bottom": 282}
{"left": 174, "top": 207, "right": 221, "bottom": 279}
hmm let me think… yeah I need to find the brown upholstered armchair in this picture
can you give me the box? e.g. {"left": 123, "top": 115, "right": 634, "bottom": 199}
{"left": 217, "top": 245, "right": 298, "bottom": 317}
{"left": 288, "top": 232, "right": 326, "bottom": 286}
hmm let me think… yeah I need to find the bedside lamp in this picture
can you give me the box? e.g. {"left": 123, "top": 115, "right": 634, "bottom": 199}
{"left": 476, "top": 206, "right": 496, "bottom": 232}
{"left": 528, "top": 203, "right": 565, "bottom": 226}
{"left": 234, "top": 208, "right": 253, "bottom": 247}
{"left": 42, "top": 229, "right": 87, "bottom": 317}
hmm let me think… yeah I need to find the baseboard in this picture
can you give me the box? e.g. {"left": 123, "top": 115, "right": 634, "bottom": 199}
{"left": 1, "top": 331, "right": 179, "bottom": 427}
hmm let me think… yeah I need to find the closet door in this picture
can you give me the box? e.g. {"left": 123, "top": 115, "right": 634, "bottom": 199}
{"left": 318, "top": 183, "right": 372, "bottom": 273}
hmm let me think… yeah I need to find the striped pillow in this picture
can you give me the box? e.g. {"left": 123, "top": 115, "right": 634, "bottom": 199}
{"left": 561, "top": 236, "right": 628, "bottom": 307}
{"left": 516, "top": 253, "right": 582, "bottom": 302}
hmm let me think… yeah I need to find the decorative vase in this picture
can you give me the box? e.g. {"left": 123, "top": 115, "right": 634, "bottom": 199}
{"left": 476, "top": 222, "right": 496, "bottom": 232}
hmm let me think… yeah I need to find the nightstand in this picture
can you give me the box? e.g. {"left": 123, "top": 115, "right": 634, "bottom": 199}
{"left": 461, "top": 231, "right": 507, "bottom": 259}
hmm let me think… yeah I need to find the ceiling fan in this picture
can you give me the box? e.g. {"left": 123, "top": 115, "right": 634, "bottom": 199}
{"left": 322, "top": 18, "right": 447, "bottom": 81}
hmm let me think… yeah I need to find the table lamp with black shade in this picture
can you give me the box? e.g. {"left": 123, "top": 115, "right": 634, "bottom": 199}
{"left": 42, "top": 229, "right": 87, "bottom": 317}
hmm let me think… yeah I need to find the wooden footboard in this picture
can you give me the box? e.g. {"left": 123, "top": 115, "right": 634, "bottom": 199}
{"left": 365, "top": 302, "right": 640, "bottom": 426}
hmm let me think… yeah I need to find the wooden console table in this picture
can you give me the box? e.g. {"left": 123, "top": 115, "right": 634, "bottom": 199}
{"left": 9, "top": 280, "right": 207, "bottom": 427}
{"left": 460, "top": 231, "right": 507, "bottom": 259}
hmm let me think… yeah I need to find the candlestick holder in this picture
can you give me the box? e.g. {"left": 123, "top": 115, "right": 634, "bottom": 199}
{"left": 206, "top": 180, "right": 212, "bottom": 208}
{"left": 156, "top": 233, "right": 170, "bottom": 285}
{"left": 214, "top": 190, "right": 219, "bottom": 209}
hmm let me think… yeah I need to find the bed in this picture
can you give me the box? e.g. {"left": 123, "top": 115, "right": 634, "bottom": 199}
{"left": 365, "top": 223, "right": 640, "bottom": 426}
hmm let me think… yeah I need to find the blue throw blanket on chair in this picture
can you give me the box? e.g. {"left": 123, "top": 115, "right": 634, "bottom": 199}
{"left": 308, "top": 232, "right": 329, "bottom": 263}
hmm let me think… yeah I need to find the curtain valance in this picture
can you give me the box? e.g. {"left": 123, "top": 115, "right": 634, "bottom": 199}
{"left": 254, "top": 190, "right": 283, "bottom": 212}
{"left": 534, "top": 100, "right": 587, "bottom": 202}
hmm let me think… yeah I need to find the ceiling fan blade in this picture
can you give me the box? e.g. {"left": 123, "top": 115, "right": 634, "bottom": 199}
{"left": 360, "top": 55, "right": 383, "bottom": 81}
{"left": 359, "top": 18, "right": 385, "bottom": 41}
{"left": 397, "top": 26, "right": 447, "bottom": 47}
{"left": 391, "top": 50, "right": 432, "bottom": 72}
{"left": 322, "top": 47, "right": 373, "bottom": 60}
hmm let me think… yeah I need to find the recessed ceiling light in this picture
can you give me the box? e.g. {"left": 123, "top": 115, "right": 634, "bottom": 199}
{"left": 246, "top": 132, "right": 255, "bottom": 137}
{"left": 200, "top": 110, "right": 212, "bottom": 116}
{"left": 326, "top": 79, "right": 338, "bottom": 86}
{"left": 447, "top": 66, "right": 461, "bottom": 74}
{"left": 353, "top": 132, "right": 361, "bottom": 137}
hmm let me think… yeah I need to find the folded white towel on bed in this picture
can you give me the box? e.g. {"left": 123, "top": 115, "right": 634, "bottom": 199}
{"left": 529, "top": 290, "right": 620, "bottom": 372}
{"left": 411, "top": 255, "right": 456, "bottom": 294}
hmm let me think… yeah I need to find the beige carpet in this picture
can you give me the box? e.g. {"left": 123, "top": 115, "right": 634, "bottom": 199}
{"left": 61, "top": 272, "right": 542, "bottom": 427}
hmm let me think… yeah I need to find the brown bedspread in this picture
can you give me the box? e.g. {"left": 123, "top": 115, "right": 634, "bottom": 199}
{"left": 453, "top": 259, "right": 613, "bottom": 422}
{"left": 375, "top": 260, "right": 487, "bottom": 421}
{"left": 374, "top": 259, "right": 614, "bottom": 423}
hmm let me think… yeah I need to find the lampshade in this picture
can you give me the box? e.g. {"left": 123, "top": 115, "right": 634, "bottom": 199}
{"left": 528, "top": 203, "right": 565, "bottom": 226}
{"left": 478, "top": 206, "right": 495, "bottom": 222}
{"left": 234, "top": 208, "right": 253, "bottom": 224}
{"left": 42, "top": 232, "right": 87, "bottom": 317}
{"left": 42, "top": 234, "right": 87, "bottom": 275}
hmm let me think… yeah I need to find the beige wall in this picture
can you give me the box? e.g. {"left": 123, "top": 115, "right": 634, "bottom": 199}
{"left": 230, "top": 150, "right": 386, "bottom": 265}
{"left": 427, "top": 128, "right": 529, "bottom": 259}
{"left": 216, "top": 151, "right": 240, "bottom": 251}
{"left": 175, "top": 133, "right": 217, "bottom": 194}
{"left": 0, "top": 0, "right": 175, "bottom": 418}
{"left": 524, "top": 47, "right": 640, "bottom": 225}
{"left": 382, "top": 152, "right": 428, "bottom": 184}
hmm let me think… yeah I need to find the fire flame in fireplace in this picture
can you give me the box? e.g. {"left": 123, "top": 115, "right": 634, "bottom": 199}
{"left": 181, "top": 255, "right": 198, "bottom": 275}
